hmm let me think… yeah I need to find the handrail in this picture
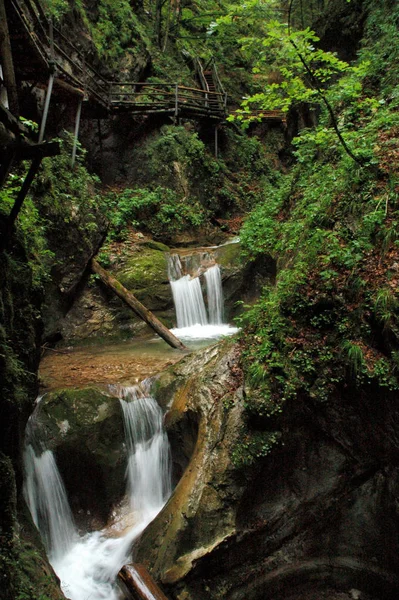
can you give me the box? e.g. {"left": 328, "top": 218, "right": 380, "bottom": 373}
{"left": 9, "top": 0, "right": 227, "bottom": 119}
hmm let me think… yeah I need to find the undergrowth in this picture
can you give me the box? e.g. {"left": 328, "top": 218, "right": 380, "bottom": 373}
{"left": 235, "top": 0, "right": 399, "bottom": 464}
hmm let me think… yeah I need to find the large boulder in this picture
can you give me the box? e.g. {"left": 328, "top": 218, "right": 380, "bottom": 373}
{"left": 136, "top": 341, "right": 246, "bottom": 584}
{"left": 31, "top": 387, "right": 126, "bottom": 527}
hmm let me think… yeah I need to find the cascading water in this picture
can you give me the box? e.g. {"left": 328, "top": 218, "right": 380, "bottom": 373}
{"left": 118, "top": 384, "right": 172, "bottom": 516}
{"left": 204, "top": 264, "right": 223, "bottom": 325}
{"left": 23, "top": 383, "right": 172, "bottom": 600}
{"left": 23, "top": 447, "right": 77, "bottom": 562}
{"left": 168, "top": 252, "right": 238, "bottom": 340}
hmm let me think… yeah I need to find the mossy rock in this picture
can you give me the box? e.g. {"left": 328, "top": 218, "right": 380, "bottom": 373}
{"left": 141, "top": 240, "right": 171, "bottom": 252}
{"left": 214, "top": 240, "right": 242, "bottom": 269}
{"left": 116, "top": 247, "right": 173, "bottom": 312}
{"left": 117, "top": 247, "right": 169, "bottom": 290}
{"left": 34, "top": 387, "right": 126, "bottom": 524}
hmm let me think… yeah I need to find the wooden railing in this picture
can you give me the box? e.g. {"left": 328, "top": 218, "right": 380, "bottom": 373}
{"left": 194, "top": 57, "right": 227, "bottom": 112}
{"left": 6, "top": 0, "right": 292, "bottom": 125}
{"left": 229, "top": 108, "right": 287, "bottom": 123}
{"left": 109, "top": 81, "right": 226, "bottom": 118}
{"left": 10, "top": 0, "right": 110, "bottom": 110}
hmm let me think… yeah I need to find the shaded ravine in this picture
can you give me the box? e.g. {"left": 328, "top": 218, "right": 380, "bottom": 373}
{"left": 23, "top": 242, "right": 240, "bottom": 599}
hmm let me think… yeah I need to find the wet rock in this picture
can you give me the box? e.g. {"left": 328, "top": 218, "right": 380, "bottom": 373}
{"left": 136, "top": 341, "right": 246, "bottom": 583}
{"left": 32, "top": 387, "right": 126, "bottom": 527}
{"left": 117, "top": 246, "right": 172, "bottom": 312}
{"left": 61, "top": 245, "right": 174, "bottom": 343}
{"left": 134, "top": 345, "right": 399, "bottom": 600}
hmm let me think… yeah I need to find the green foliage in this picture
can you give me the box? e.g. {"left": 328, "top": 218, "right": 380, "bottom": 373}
{"left": 231, "top": 429, "right": 281, "bottom": 468}
{"left": 89, "top": 0, "right": 151, "bottom": 61}
{"left": 100, "top": 185, "right": 205, "bottom": 240}
{"left": 237, "top": 1, "right": 399, "bottom": 435}
{"left": 341, "top": 341, "right": 366, "bottom": 377}
{"left": 40, "top": 0, "right": 69, "bottom": 21}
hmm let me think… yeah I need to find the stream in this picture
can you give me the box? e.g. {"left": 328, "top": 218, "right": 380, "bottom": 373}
{"left": 24, "top": 245, "right": 239, "bottom": 599}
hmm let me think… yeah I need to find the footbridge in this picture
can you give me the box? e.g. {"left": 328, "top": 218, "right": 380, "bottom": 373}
{"left": 2, "top": 0, "right": 286, "bottom": 127}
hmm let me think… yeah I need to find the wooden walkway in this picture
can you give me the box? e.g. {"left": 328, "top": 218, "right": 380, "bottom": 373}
{"left": 5, "top": 0, "right": 227, "bottom": 121}
{"left": 4, "top": 0, "right": 285, "bottom": 125}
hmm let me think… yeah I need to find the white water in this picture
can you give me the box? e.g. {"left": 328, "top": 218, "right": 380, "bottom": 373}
{"left": 205, "top": 265, "right": 223, "bottom": 324}
{"left": 170, "top": 275, "right": 208, "bottom": 328}
{"left": 24, "top": 384, "right": 171, "bottom": 600}
{"left": 23, "top": 447, "right": 77, "bottom": 563}
{"left": 168, "top": 253, "right": 238, "bottom": 340}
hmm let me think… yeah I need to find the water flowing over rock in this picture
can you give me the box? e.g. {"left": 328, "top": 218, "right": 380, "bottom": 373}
{"left": 23, "top": 383, "right": 172, "bottom": 600}
{"left": 135, "top": 341, "right": 246, "bottom": 586}
{"left": 167, "top": 252, "right": 238, "bottom": 340}
{"left": 23, "top": 447, "right": 77, "bottom": 562}
{"left": 26, "top": 387, "right": 126, "bottom": 525}
{"left": 204, "top": 265, "right": 224, "bottom": 324}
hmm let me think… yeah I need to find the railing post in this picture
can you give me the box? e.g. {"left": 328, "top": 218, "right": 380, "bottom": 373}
{"left": 71, "top": 97, "right": 83, "bottom": 168}
{"left": 38, "top": 18, "right": 55, "bottom": 143}
{"left": 215, "top": 125, "right": 218, "bottom": 159}
{"left": 174, "top": 83, "right": 178, "bottom": 117}
{"left": 38, "top": 72, "right": 54, "bottom": 143}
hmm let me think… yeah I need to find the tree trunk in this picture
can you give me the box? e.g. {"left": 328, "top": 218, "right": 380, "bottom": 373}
{"left": 0, "top": 0, "right": 19, "bottom": 115}
{"left": 118, "top": 564, "right": 169, "bottom": 600}
{"left": 91, "top": 259, "right": 187, "bottom": 351}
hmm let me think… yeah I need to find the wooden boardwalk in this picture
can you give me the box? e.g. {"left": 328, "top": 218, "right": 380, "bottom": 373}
{"left": 4, "top": 0, "right": 285, "bottom": 125}
{"left": 6, "top": 0, "right": 227, "bottom": 121}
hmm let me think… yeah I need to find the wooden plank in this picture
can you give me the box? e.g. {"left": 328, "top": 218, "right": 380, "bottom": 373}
{"left": 118, "top": 564, "right": 169, "bottom": 600}
{"left": 91, "top": 259, "right": 188, "bottom": 351}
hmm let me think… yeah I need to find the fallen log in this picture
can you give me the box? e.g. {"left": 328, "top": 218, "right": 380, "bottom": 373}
{"left": 118, "top": 564, "right": 169, "bottom": 600}
{"left": 91, "top": 259, "right": 187, "bottom": 351}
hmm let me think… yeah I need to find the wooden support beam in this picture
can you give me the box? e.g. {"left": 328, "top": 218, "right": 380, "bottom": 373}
{"left": 15, "top": 140, "right": 60, "bottom": 160}
{"left": 91, "top": 259, "right": 188, "bottom": 352}
{"left": 71, "top": 97, "right": 82, "bottom": 168}
{"left": 0, "top": 0, "right": 19, "bottom": 115}
{"left": 53, "top": 78, "right": 85, "bottom": 99}
{"left": 38, "top": 73, "right": 54, "bottom": 143}
{"left": 118, "top": 564, "right": 169, "bottom": 600}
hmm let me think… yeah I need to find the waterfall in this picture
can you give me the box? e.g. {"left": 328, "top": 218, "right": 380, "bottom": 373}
{"left": 205, "top": 265, "right": 223, "bottom": 324}
{"left": 23, "top": 385, "right": 172, "bottom": 600}
{"left": 168, "top": 252, "right": 238, "bottom": 339}
{"left": 118, "top": 384, "right": 172, "bottom": 515}
{"left": 170, "top": 275, "right": 208, "bottom": 328}
{"left": 23, "top": 447, "right": 77, "bottom": 562}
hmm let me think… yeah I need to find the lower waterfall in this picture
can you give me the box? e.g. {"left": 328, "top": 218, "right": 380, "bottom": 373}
{"left": 23, "top": 384, "right": 172, "bottom": 600}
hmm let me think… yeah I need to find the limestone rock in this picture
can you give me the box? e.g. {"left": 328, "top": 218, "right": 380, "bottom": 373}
{"left": 136, "top": 341, "right": 245, "bottom": 584}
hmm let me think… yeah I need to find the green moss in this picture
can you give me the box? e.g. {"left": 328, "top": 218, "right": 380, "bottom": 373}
{"left": 117, "top": 248, "right": 169, "bottom": 291}
{"left": 141, "top": 240, "right": 170, "bottom": 252}
{"left": 215, "top": 241, "right": 242, "bottom": 269}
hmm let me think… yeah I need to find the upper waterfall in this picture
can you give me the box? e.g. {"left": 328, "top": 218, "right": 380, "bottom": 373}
{"left": 168, "top": 251, "right": 238, "bottom": 340}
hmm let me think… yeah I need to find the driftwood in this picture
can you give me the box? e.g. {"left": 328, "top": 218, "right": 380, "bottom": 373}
{"left": 118, "top": 564, "right": 169, "bottom": 600}
{"left": 91, "top": 259, "right": 187, "bottom": 351}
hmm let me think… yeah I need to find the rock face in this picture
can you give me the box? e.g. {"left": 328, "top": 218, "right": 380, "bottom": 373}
{"left": 32, "top": 387, "right": 126, "bottom": 527}
{"left": 134, "top": 347, "right": 399, "bottom": 600}
{"left": 135, "top": 341, "right": 246, "bottom": 585}
{"left": 61, "top": 243, "right": 174, "bottom": 342}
